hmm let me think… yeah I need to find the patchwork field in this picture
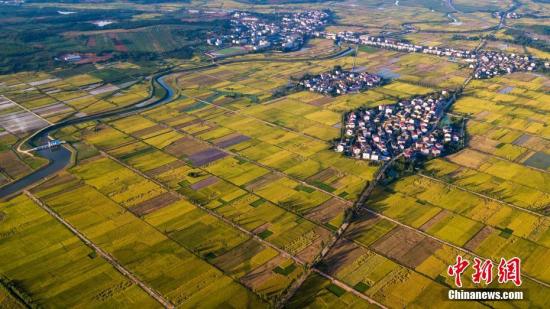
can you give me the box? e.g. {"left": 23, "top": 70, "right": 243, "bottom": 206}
{"left": 318, "top": 212, "right": 550, "bottom": 308}
{"left": 429, "top": 72, "right": 550, "bottom": 213}
{"left": 324, "top": 71, "right": 550, "bottom": 307}
{"left": 0, "top": 0, "right": 549, "bottom": 304}
{"left": 0, "top": 63, "right": 156, "bottom": 133}
{"left": 0, "top": 194, "right": 159, "bottom": 308}
{"left": 27, "top": 168, "right": 268, "bottom": 307}
{"left": 287, "top": 272, "right": 379, "bottom": 308}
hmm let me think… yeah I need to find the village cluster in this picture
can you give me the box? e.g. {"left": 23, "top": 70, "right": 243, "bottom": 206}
{"left": 473, "top": 51, "right": 538, "bottom": 79}
{"left": 335, "top": 91, "right": 460, "bottom": 161}
{"left": 324, "top": 33, "right": 478, "bottom": 58}
{"left": 298, "top": 67, "right": 382, "bottom": 96}
{"left": 204, "top": 10, "right": 548, "bottom": 78}
{"left": 206, "top": 10, "right": 329, "bottom": 52}
{"left": 319, "top": 32, "right": 548, "bottom": 79}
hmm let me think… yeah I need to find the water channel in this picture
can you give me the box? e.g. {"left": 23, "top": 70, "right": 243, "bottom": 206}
{"left": 0, "top": 74, "right": 175, "bottom": 198}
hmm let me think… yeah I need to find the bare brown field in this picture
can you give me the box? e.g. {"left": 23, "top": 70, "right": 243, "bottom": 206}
{"left": 146, "top": 160, "right": 187, "bottom": 176}
{"left": 319, "top": 239, "right": 365, "bottom": 275}
{"left": 190, "top": 176, "right": 220, "bottom": 190}
{"left": 370, "top": 226, "right": 426, "bottom": 267}
{"left": 213, "top": 133, "right": 251, "bottom": 148}
{"left": 129, "top": 192, "right": 179, "bottom": 216}
{"left": 296, "top": 226, "right": 332, "bottom": 262}
{"left": 419, "top": 209, "right": 450, "bottom": 232}
{"left": 463, "top": 225, "right": 495, "bottom": 252}
{"left": 308, "top": 96, "right": 335, "bottom": 107}
{"left": 164, "top": 137, "right": 209, "bottom": 157}
{"left": 188, "top": 148, "right": 227, "bottom": 166}
{"left": 305, "top": 198, "right": 348, "bottom": 224}
{"left": 245, "top": 173, "right": 284, "bottom": 191}
{"left": 0, "top": 151, "right": 32, "bottom": 179}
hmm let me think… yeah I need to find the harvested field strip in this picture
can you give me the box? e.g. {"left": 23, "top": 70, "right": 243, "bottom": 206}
{"left": 129, "top": 192, "right": 179, "bottom": 217}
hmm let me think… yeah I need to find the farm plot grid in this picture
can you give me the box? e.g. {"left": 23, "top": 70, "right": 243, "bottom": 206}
{"left": 0, "top": 194, "right": 160, "bottom": 308}
{"left": 313, "top": 70, "right": 550, "bottom": 308}
{"left": 0, "top": 95, "right": 50, "bottom": 135}
{"left": 0, "top": 65, "right": 152, "bottom": 128}
{"left": 0, "top": 64, "right": 154, "bottom": 186}
{"left": 1, "top": 44, "right": 548, "bottom": 308}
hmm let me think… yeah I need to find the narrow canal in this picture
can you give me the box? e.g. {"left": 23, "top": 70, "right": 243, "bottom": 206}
{"left": 0, "top": 74, "right": 175, "bottom": 198}
{"left": 0, "top": 47, "right": 354, "bottom": 199}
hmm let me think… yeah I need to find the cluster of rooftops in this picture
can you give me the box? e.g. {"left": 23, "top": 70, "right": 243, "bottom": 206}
{"left": 318, "top": 32, "right": 549, "bottom": 79}
{"left": 206, "top": 10, "right": 547, "bottom": 80}
{"left": 298, "top": 67, "right": 382, "bottom": 96}
{"left": 473, "top": 51, "right": 539, "bottom": 79}
{"left": 202, "top": 10, "right": 546, "bottom": 163}
{"left": 336, "top": 91, "right": 460, "bottom": 161}
{"left": 206, "top": 10, "right": 329, "bottom": 52}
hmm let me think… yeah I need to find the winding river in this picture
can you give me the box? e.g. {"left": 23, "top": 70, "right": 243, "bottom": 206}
{"left": 0, "top": 47, "right": 353, "bottom": 198}
{"left": 0, "top": 74, "right": 175, "bottom": 198}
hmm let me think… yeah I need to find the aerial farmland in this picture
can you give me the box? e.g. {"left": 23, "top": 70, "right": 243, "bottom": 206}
{"left": 0, "top": 0, "right": 549, "bottom": 308}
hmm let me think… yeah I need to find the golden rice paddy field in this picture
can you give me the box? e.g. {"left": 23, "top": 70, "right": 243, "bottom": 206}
{"left": 431, "top": 72, "right": 550, "bottom": 212}
{"left": 322, "top": 71, "right": 550, "bottom": 307}
{"left": 287, "top": 272, "right": 379, "bottom": 309}
{"left": 0, "top": 194, "right": 160, "bottom": 308}
{"left": 1, "top": 24, "right": 549, "bottom": 306}
{"left": 24, "top": 165, "right": 275, "bottom": 307}
{"left": 318, "top": 212, "right": 550, "bottom": 308}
